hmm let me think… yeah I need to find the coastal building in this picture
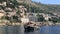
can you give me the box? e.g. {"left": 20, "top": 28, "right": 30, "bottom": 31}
{"left": 43, "top": 14, "right": 49, "bottom": 21}
{"left": 21, "top": 18, "right": 29, "bottom": 24}
{"left": 26, "top": 13, "right": 38, "bottom": 22}
{"left": 38, "top": 13, "right": 51, "bottom": 21}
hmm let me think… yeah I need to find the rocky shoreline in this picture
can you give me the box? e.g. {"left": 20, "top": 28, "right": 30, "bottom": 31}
{"left": 0, "top": 22, "right": 60, "bottom": 26}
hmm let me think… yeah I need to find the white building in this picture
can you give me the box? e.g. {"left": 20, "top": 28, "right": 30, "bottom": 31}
{"left": 21, "top": 18, "right": 29, "bottom": 24}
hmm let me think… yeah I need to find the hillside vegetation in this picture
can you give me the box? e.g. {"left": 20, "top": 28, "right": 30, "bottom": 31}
{"left": 0, "top": 0, "right": 60, "bottom": 23}
{"left": 0, "top": 0, "right": 60, "bottom": 13}
{"left": 19, "top": 0, "right": 60, "bottom": 14}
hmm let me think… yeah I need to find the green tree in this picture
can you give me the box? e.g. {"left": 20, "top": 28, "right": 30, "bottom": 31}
{"left": 51, "top": 17, "right": 58, "bottom": 24}
{"left": 37, "top": 14, "right": 45, "bottom": 22}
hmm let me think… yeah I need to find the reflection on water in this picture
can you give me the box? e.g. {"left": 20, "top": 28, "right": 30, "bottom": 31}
{"left": 0, "top": 25, "right": 24, "bottom": 34}
{"left": 0, "top": 25, "right": 60, "bottom": 34}
{"left": 40, "top": 26, "right": 60, "bottom": 34}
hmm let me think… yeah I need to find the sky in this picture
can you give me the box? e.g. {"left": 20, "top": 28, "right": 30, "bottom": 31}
{"left": 32, "top": 0, "right": 60, "bottom": 5}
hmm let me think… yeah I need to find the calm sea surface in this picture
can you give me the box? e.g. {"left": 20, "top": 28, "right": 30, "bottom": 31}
{"left": 0, "top": 25, "right": 60, "bottom": 34}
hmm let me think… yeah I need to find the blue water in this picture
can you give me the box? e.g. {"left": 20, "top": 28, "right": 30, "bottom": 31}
{"left": 40, "top": 26, "right": 60, "bottom": 34}
{"left": 0, "top": 25, "right": 60, "bottom": 34}
{"left": 25, "top": 26, "right": 60, "bottom": 34}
